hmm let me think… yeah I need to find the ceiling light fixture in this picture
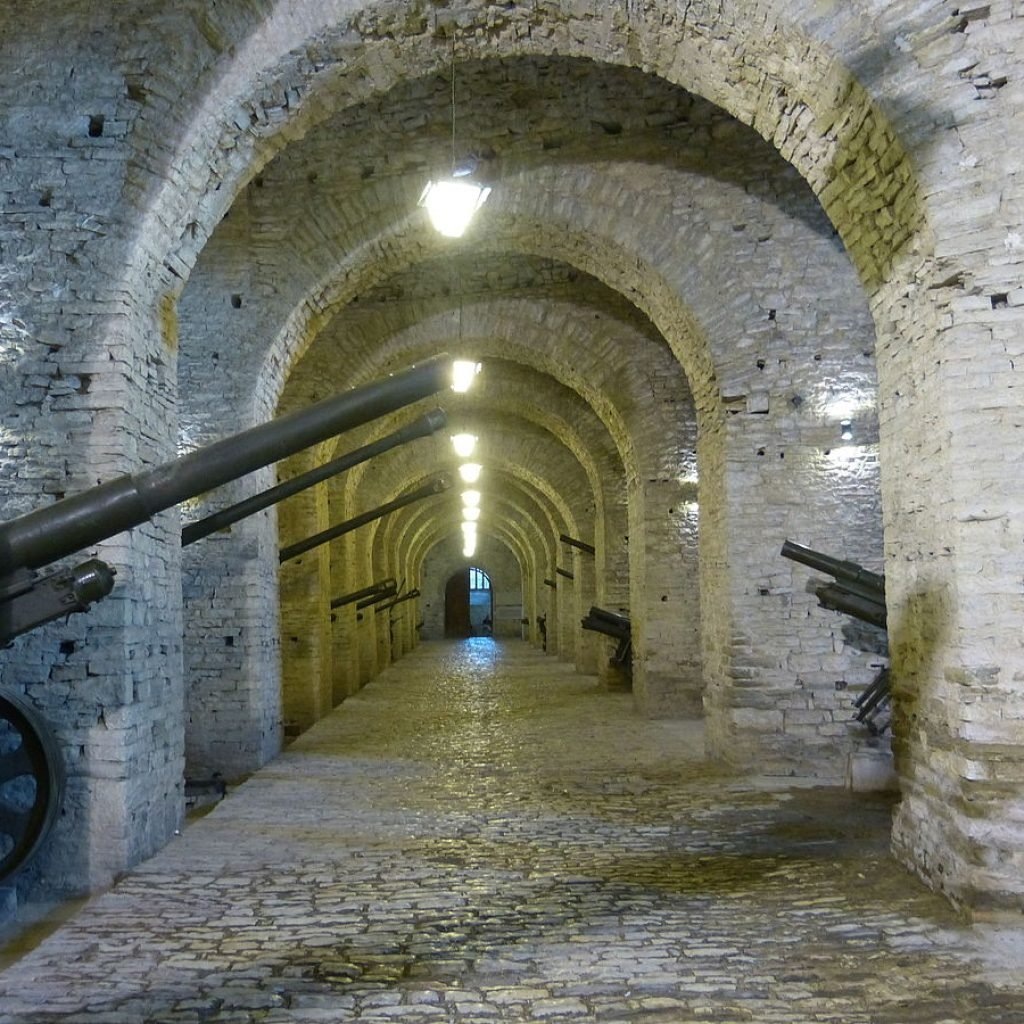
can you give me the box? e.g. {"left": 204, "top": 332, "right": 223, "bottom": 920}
{"left": 451, "top": 432, "right": 478, "bottom": 457}
{"left": 463, "top": 506, "right": 480, "bottom": 522}
{"left": 462, "top": 489, "right": 481, "bottom": 507}
{"left": 419, "top": 40, "right": 491, "bottom": 238}
{"left": 458, "top": 462, "right": 482, "bottom": 484}
{"left": 451, "top": 360, "right": 481, "bottom": 393}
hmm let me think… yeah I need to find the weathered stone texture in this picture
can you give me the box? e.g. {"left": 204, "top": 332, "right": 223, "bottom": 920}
{"left": 0, "top": 0, "right": 1021, "bottom": 922}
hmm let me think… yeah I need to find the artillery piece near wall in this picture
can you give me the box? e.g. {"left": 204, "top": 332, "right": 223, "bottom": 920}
{"left": 781, "top": 539, "right": 890, "bottom": 734}
{"left": 0, "top": 356, "right": 459, "bottom": 882}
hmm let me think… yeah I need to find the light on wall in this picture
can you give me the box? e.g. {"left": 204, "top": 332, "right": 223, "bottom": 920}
{"left": 840, "top": 419, "right": 854, "bottom": 441}
{"left": 458, "top": 462, "right": 482, "bottom": 484}
{"left": 451, "top": 433, "right": 478, "bottom": 458}
{"left": 462, "top": 489, "right": 481, "bottom": 507}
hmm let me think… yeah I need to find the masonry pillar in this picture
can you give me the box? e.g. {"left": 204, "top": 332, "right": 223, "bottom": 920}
{"left": 278, "top": 484, "right": 332, "bottom": 737}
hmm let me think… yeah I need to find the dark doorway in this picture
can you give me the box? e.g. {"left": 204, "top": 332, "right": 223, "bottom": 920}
{"left": 444, "top": 570, "right": 471, "bottom": 638}
{"left": 444, "top": 567, "right": 494, "bottom": 638}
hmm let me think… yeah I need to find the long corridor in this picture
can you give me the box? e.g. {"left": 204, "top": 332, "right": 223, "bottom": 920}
{"left": 1, "top": 640, "right": 1021, "bottom": 1023}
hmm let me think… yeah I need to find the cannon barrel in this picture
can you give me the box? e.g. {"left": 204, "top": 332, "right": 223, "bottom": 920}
{"left": 356, "top": 585, "right": 399, "bottom": 610}
{"left": 279, "top": 475, "right": 452, "bottom": 563}
{"left": 780, "top": 539, "right": 885, "bottom": 595}
{"left": 182, "top": 409, "right": 446, "bottom": 547}
{"left": 815, "top": 582, "right": 888, "bottom": 629}
{"left": 559, "top": 534, "right": 596, "bottom": 556}
{"left": 330, "top": 577, "right": 398, "bottom": 610}
{"left": 375, "top": 588, "right": 421, "bottom": 614}
{"left": 581, "top": 605, "right": 631, "bottom": 640}
{"left": 0, "top": 356, "right": 453, "bottom": 574}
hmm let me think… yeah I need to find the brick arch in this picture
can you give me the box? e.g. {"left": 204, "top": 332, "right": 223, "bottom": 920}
{"left": 137, "top": 0, "right": 922, "bottom": 322}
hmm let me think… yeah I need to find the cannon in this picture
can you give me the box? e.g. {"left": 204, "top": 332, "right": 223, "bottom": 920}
{"left": 581, "top": 605, "right": 632, "bottom": 671}
{"left": 331, "top": 577, "right": 398, "bottom": 611}
{"left": 781, "top": 539, "right": 890, "bottom": 733}
{"left": 560, "top": 534, "right": 595, "bottom": 556}
{"left": 279, "top": 476, "right": 452, "bottom": 563}
{"left": 780, "top": 539, "right": 886, "bottom": 629}
{"left": 0, "top": 355, "right": 462, "bottom": 881}
{"left": 183, "top": 410, "right": 446, "bottom": 547}
{"left": 374, "top": 588, "right": 421, "bottom": 615}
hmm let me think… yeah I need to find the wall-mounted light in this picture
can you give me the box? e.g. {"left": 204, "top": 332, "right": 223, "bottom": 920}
{"left": 462, "top": 489, "right": 481, "bottom": 507}
{"left": 451, "top": 433, "right": 478, "bottom": 458}
{"left": 840, "top": 419, "right": 853, "bottom": 441}
{"left": 458, "top": 462, "right": 482, "bottom": 484}
{"left": 451, "top": 360, "right": 481, "bottom": 393}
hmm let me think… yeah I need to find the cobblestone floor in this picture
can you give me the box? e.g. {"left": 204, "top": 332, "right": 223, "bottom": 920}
{"left": 1, "top": 639, "right": 1022, "bottom": 1023}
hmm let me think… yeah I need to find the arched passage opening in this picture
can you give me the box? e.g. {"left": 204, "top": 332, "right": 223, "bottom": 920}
{"left": 444, "top": 567, "right": 494, "bottom": 639}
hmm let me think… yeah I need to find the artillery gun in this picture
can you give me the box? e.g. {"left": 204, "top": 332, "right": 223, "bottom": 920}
{"left": 0, "top": 356, "right": 462, "bottom": 880}
{"left": 781, "top": 539, "right": 890, "bottom": 733}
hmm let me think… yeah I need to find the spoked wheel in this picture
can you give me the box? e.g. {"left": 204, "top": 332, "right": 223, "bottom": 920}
{"left": 0, "top": 691, "right": 64, "bottom": 882}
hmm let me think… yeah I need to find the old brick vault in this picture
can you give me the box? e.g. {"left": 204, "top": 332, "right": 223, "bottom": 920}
{"left": 1, "top": 0, "right": 1023, "bottom": 1017}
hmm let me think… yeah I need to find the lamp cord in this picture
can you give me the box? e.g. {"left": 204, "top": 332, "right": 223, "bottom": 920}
{"left": 450, "top": 34, "right": 457, "bottom": 174}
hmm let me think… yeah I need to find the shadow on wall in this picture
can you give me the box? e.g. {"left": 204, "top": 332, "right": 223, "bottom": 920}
{"left": 887, "top": 585, "right": 952, "bottom": 785}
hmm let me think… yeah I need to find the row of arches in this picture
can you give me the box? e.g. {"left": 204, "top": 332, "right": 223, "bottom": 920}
{"left": 0, "top": 1, "right": 1019, "bottom": 917}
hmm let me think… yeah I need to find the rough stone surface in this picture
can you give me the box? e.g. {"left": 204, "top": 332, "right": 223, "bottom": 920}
{"left": 1, "top": 641, "right": 1022, "bottom": 1023}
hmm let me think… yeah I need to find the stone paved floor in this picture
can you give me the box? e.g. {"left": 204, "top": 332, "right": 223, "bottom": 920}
{"left": 1, "top": 639, "right": 1022, "bottom": 1023}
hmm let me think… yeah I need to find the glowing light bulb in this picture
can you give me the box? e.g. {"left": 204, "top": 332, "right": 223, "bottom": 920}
{"left": 463, "top": 506, "right": 480, "bottom": 522}
{"left": 462, "top": 490, "right": 481, "bottom": 507}
{"left": 462, "top": 538, "right": 477, "bottom": 558}
{"left": 459, "top": 463, "right": 482, "bottom": 484}
{"left": 419, "top": 179, "right": 491, "bottom": 238}
{"left": 450, "top": 360, "right": 481, "bottom": 393}
{"left": 451, "top": 433, "right": 478, "bottom": 458}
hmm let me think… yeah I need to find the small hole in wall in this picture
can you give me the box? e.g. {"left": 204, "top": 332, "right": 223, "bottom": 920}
{"left": 60, "top": 640, "right": 76, "bottom": 655}
{"left": 991, "top": 293, "right": 1008, "bottom": 308}
{"left": 224, "top": 636, "right": 234, "bottom": 647}
{"left": 660, "top": 595, "right": 667, "bottom": 602}
{"left": 231, "top": 294, "right": 242, "bottom": 308}
{"left": 88, "top": 115, "right": 104, "bottom": 137}
{"left": 767, "top": 309, "right": 776, "bottom": 321}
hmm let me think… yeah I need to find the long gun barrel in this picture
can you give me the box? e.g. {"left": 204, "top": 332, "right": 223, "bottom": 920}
{"left": 279, "top": 476, "right": 451, "bottom": 563}
{"left": 781, "top": 539, "right": 886, "bottom": 629}
{"left": 330, "top": 577, "right": 398, "bottom": 610}
{"left": 182, "top": 410, "right": 446, "bottom": 547}
{"left": 780, "top": 539, "right": 885, "bottom": 595}
{"left": 581, "top": 605, "right": 631, "bottom": 640}
{"left": 560, "top": 534, "right": 596, "bottom": 556}
{"left": 1, "top": 356, "right": 452, "bottom": 574}
{"left": 0, "top": 357, "right": 454, "bottom": 646}
{"left": 375, "top": 588, "right": 421, "bottom": 614}
{"left": 356, "top": 585, "right": 399, "bottom": 611}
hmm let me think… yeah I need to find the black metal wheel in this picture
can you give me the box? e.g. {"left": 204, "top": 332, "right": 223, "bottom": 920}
{"left": 0, "top": 690, "right": 64, "bottom": 882}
